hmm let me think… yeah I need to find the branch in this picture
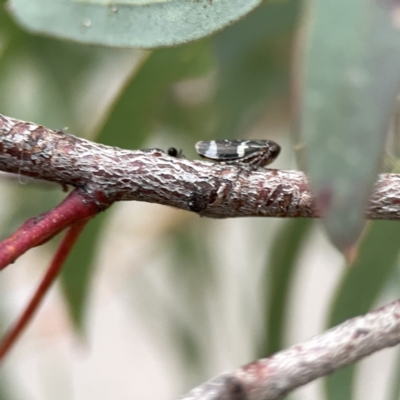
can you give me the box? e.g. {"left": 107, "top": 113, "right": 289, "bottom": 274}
{"left": 0, "top": 221, "right": 88, "bottom": 361}
{"left": 0, "top": 189, "right": 105, "bottom": 270}
{"left": 0, "top": 113, "right": 398, "bottom": 220}
{"left": 2, "top": 115, "right": 400, "bottom": 395}
{"left": 177, "top": 298, "right": 400, "bottom": 400}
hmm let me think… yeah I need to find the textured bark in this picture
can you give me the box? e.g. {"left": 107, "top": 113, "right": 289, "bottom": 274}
{"left": 1, "top": 113, "right": 400, "bottom": 220}
{"left": 178, "top": 298, "right": 400, "bottom": 400}
{"left": 3, "top": 114, "right": 400, "bottom": 397}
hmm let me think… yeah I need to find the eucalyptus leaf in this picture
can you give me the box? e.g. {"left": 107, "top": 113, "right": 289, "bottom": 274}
{"left": 8, "top": 0, "right": 262, "bottom": 49}
{"left": 73, "top": 0, "right": 172, "bottom": 4}
{"left": 298, "top": 1, "right": 400, "bottom": 250}
{"left": 325, "top": 221, "right": 400, "bottom": 400}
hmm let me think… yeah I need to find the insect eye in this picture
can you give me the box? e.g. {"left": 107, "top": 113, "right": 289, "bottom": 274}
{"left": 168, "top": 147, "right": 178, "bottom": 157}
{"left": 270, "top": 145, "right": 281, "bottom": 158}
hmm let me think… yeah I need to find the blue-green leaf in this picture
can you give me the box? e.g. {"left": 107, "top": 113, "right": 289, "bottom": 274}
{"left": 8, "top": 0, "right": 262, "bottom": 49}
{"left": 299, "top": 1, "right": 400, "bottom": 249}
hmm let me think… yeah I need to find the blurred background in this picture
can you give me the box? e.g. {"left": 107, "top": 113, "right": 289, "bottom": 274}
{"left": 1, "top": 1, "right": 400, "bottom": 399}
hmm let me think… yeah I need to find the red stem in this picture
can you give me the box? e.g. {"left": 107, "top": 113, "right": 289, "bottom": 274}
{"left": 0, "top": 189, "right": 104, "bottom": 270}
{"left": 0, "top": 221, "right": 88, "bottom": 362}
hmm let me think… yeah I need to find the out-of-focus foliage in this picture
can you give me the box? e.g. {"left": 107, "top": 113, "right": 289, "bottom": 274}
{"left": 325, "top": 221, "right": 400, "bottom": 400}
{"left": 58, "top": 0, "right": 300, "bottom": 331}
{"left": 0, "top": 0, "right": 300, "bottom": 387}
{"left": 8, "top": 0, "right": 262, "bottom": 48}
{"left": 259, "top": 218, "right": 312, "bottom": 358}
{"left": 1, "top": 0, "right": 400, "bottom": 399}
{"left": 213, "top": 0, "right": 299, "bottom": 139}
{"left": 0, "top": 300, "right": 9, "bottom": 400}
{"left": 390, "top": 347, "right": 400, "bottom": 400}
{"left": 297, "top": 0, "right": 400, "bottom": 250}
{"left": 0, "top": 378, "right": 12, "bottom": 400}
{"left": 97, "top": 41, "right": 214, "bottom": 148}
{"left": 131, "top": 218, "right": 219, "bottom": 386}
{"left": 61, "top": 213, "right": 108, "bottom": 328}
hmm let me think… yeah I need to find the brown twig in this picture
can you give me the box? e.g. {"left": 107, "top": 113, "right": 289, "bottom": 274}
{"left": 0, "top": 113, "right": 400, "bottom": 220}
{"left": 177, "top": 298, "right": 400, "bottom": 400}
{"left": 0, "top": 220, "right": 88, "bottom": 362}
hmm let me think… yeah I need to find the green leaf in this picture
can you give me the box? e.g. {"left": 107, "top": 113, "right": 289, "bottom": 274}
{"left": 298, "top": 1, "right": 400, "bottom": 249}
{"left": 0, "top": 4, "right": 105, "bottom": 132}
{"left": 0, "top": 36, "right": 73, "bottom": 128}
{"left": 60, "top": 213, "right": 108, "bottom": 329}
{"left": 169, "top": 221, "right": 216, "bottom": 379}
{"left": 325, "top": 221, "right": 400, "bottom": 400}
{"left": 0, "top": 376, "right": 13, "bottom": 400}
{"left": 27, "top": 37, "right": 107, "bottom": 131}
{"left": 389, "top": 347, "right": 400, "bottom": 400}
{"left": 74, "top": 0, "right": 174, "bottom": 4}
{"left": 8, "top": 0, "right": 262, "bottom": 49}
{"left": 157, "top": 89, "right": 216, "bottom": 144}
{"left": 213, "top": 0, "right": 300, "bottom": 138}
{"left": 258, "top": 218, "right": 312, "bottom": 358}
{"left": 388, "top": 266, "right": 400, "bottom": 400}
{"left": 96, "top": 40, "right": 214, "bottom": 148}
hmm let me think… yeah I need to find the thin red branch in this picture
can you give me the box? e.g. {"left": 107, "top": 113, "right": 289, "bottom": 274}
{"left": 0, "top": 221, "right": 88, "bottom": 362}
{"left": 177, "top": 298, "right": 400, "bottom": 400}
{"left": 0, "top": 188, "right": 107, "bottom": 270}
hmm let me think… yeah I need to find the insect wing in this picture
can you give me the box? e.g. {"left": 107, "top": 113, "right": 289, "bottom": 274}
{"left": 195, "top": 140, "right": 278, "bottom": 161}
{"left": 195, "top": 140, "right": 226, "bottom": 160}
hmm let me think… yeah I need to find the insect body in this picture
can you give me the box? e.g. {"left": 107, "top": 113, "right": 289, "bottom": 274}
{"left": 195, "top": 140, "right": 280, "bottom": 170}
{"left": 168, "top": 147, "right": 181, "bottom": 157}
{"left": 167, "top": 147, "right": 185, "bottom": 158}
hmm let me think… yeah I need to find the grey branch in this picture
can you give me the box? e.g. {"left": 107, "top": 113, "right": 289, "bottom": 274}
{"left": 0, "top": 114, "right": 399, "bottom": 219}
{"left": 177, "top": 298, "right": 400, "bottom": 400}
{"left": 1, "top": 119, "right": 400, "bottom": 397}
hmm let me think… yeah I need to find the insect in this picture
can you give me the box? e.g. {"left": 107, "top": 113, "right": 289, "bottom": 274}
{"left": 195, "top": 140, "right": 281, "bottom": 170}
{"left": 167, "top": 147, "right": 185, "bottom": 158}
